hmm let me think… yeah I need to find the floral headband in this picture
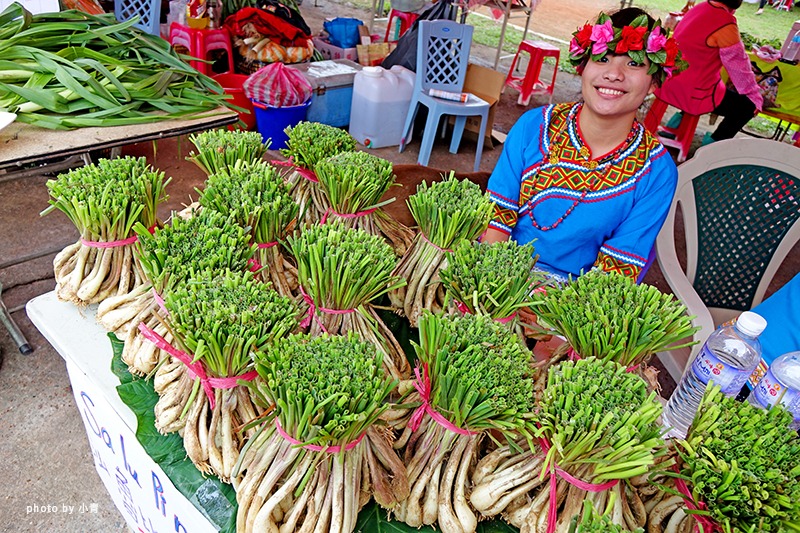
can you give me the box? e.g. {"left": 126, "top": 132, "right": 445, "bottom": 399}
{"left": 569, "top": 13, "right": 689, "bottom": 83}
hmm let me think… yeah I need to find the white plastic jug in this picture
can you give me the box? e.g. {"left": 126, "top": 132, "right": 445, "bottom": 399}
{"left": 349, "top": 65, "right": 415, "bottom": 149}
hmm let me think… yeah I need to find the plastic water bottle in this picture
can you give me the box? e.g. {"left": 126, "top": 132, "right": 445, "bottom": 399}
{"left": 784, "top": 30, "right": 800, "bottom": 62}
{"left": 747, "top": 351, "right": 800, "bottom": 430}
{"left": 662, "top": 311, "right": 767, "bottom": 439}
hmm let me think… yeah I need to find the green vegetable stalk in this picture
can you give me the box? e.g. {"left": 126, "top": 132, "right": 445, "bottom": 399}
{"left": 234, "top": 333, "right": 407, "bottom": 533}
{"left": 671, "top": 382, "right": 800, "bottom": 533}
{"left": 394, "top": 312, "right": 535, "bottom": 533}
{"left": 440, "top": 239, "right": 543, "bottom": 335}
{"left": 568, "top": 499, "right": 644, "bottom": 533}
{"left": 187, "top": 129, "right": 267, "bottom": 176}
{"left": 198, "top": 159, "right": 300, "bottom": 297}
{"left": 43, "top": 156, "right": 168, "bottom": 308}
{"left": 531, "top": 271, "right": 700, "bottom": 369}
{"left": 389, "top": 173, "right": 494, "bottom": 327}
{"left": 288, "top": 224, "right": 410, "bottom": 383}
{"left": 471, "top": 357, "right": 664, "bottom": 533}
{"left": 151, "top": 269, "right": 299, "bottom": 483}
{"left": 104, "top": 209, "right": 254, "bottom": 375}
{"left": 277, "top": 121, "right": 357, "bottom": 225}
{"left": 315, "top": 151, "right": 414, "bottom": 256}
{"left": 0, "top": 5, "right": 235, "bottom": 129}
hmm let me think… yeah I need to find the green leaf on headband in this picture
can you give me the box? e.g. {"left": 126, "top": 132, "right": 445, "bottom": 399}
{"left": 648, "top": 50, "right": 668, "bottom": 63}
{"left": 598, "top": 12, "right": 611, "bottom": 24}
{"left": 629, "top": 49, "right": 646, "bottom": 64}
{"left": 630, "top": 14, "right": 649, "bottom": 28}
{"left": 647, "top": 63, "right": 659, "bottom": 76}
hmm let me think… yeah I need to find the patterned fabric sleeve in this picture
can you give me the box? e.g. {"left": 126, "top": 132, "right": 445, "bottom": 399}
{"left": 593, "top": 143, "right": 679, "bottom": 280}
{"left": 486, "top": 108, "right": 545, "bottom": 235}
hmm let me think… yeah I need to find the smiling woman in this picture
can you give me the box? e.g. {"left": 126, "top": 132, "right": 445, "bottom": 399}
{"left": 483, "top": 8, "right": 689, "bottom": 283}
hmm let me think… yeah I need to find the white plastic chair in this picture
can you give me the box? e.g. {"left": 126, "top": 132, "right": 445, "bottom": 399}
{"left": 655, "top": 138, "right": 800, "bottom": 382}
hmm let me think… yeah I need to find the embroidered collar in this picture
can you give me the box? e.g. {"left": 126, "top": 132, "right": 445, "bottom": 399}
{"left": 559, "top": 103, "right": 641, "bottom": 168}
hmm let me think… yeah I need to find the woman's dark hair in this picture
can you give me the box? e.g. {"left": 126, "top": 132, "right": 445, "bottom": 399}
{"left": 715, "top": 0, "right": 744, "bottom": 9}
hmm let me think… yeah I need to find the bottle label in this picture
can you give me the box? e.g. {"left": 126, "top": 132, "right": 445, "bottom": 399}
{"left": 691, "top": 344, "right": 752, "bottom": 394}
{"left": 754, "top": 368, "right": 800, "bottom": 420}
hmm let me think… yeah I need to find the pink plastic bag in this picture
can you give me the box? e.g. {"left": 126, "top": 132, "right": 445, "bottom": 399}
{"left": 243, "top": 63, "right": 313, "bottom": 107}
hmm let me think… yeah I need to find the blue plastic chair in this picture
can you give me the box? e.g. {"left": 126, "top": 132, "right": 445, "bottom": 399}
{"left": 115, "top": 0, "right": 161, "bottom": 36}
{"left": 398, "top": 20, "right": 490, "bottom": 172}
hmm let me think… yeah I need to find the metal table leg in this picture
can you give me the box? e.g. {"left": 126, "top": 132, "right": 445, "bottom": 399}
{"left": 0, "top": 282, "right": 33, "bottom": 355}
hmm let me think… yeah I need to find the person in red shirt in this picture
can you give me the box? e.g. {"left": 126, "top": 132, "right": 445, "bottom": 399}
{"left": 656, "top": 0, "right": 762, "bottom": 143}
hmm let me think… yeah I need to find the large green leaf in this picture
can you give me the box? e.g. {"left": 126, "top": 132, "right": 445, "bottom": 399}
{"left": 109, "top": 333, "right": 238, "bottom": 533}
{"left": 354, "top": 502, "right": 520, "bottom": 533}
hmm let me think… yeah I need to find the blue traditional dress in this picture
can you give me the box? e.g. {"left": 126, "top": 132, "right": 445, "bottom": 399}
{"left": 488, "top": 102, "right": 678, "bottom": 282}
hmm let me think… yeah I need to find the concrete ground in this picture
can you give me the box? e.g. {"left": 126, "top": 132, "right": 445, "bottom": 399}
{"left": 0, "top": 1, "right": 798, "bottom": 531}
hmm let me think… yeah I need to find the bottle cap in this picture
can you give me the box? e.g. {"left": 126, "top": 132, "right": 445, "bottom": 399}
{"left": 735, "top": 311, "right": 767, "bottom": 337}
{"left": 362, "top": 66, "right": 383, "bottom": 78}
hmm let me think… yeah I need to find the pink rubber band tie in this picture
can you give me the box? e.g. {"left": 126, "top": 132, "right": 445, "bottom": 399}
{"left": 672, "top": 464, "right": 719, "bottom": 533}
{"left": 137, "top": 323, "right": 257, "bottom": 410}
{"left": 248, "top": 242, "right": 279, "bottom": 272}
{"left": 152, "top": 288, "right": 168, "bottom": 316}
{"left": 270, "top": 158, "right": 319, "bottom": 183}
{"left": 453, "top": 300, "right": 518, "bottom": 324}
{"left": 298, "top": 285, "right": 355, "bottom": 333}
{"left": 408, "top": 363, "right": 479, "bottom": 436}
{"left": 419, "top": 232, "right": 453, "bottom": 253}
{"left": 320, "top": 206, "right": 379, "bottom": 225}
{"left": 537, "top": 435, "right": 619, "bottom": 533}
{"left": 275, "top": 419, "right": 365, "bottom": 453}
{"left": 80, "top": 224, "right": 156, "bottom": 248}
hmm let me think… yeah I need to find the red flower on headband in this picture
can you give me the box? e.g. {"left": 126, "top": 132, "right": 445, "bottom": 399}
{"left": 576, "top": 24, "right": 593, "bottom": 49}
{"left": 664, "top": 38, "right": 679, "bottom": 67}
{"left": 616, "top": 25, "right": 647, "bottom": 54}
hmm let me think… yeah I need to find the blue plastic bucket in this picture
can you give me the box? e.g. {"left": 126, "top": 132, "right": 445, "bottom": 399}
{"left": 252, "top": 99, "right": 312, "bottom": 149}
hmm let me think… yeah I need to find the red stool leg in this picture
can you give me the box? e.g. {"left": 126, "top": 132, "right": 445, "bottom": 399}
{"left": 519, "top": 49, "right": 543, "bottom": 106}
{"left": 644, "top": 97, "right": 668, "bottom": 133}
{"left": 384, "top": 10, "right": 396, "bottom": 43}
{"left": 503, "top": 47, "right": 523, "bottom": 94}
{"left": 676, "top": 113, "right": 700, "bottom": 162}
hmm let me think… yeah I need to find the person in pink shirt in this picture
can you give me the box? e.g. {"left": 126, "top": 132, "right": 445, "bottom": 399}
{"left": 656, "top": 0, "right": 763, "bottom": 143}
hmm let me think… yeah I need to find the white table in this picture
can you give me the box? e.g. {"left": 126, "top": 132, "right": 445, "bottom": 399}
{"left": 27, "top": 291, "right": 221, "bottom": 533}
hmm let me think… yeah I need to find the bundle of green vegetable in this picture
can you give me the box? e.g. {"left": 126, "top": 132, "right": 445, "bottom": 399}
{"left": 471, "top": 357, "right": 664, "bottom": 533}
{"left": 277, "top": 122, "right": 357, "bottom": 225}
{"left": 44, "top": 156, "right": 168, "bottom": 308}
{"left": 287, "top": 224, "right": 410, "bottom": 382}
{"left": 198, "top": 159, "right": 300, "bottom": 297}
{"left": 666, "top": 383, "right": 800, "bottom": 533}
{"left": 439, "top": 239, "right": 543, "bottom": 334}
{"left": 187, "top": 129, "right": 267, "bottom": 176}
{"left": 234, "top": 333, "right": 407, "bottom": 533}
{"left": 109, "top": 209, "right": 254, "bottom": 375}
{"left": 146, "top": 269, "right": 299, "bottom": 482}
{"left": 568, "top": 500, "right": 644, "bottom": 533}
{"left": 394, "top": 312, "right": 534, "bottom": 533}
{"left": 389, "top": 173, "right": 493, "bottom": 326}
{"left": 531, "top": 271, "right": 700, "bottom": 370}
{"left": 0, "top": 5, "right": 234, "bottom": 129}
{"left": 315, "top": 151, "right": 414, "bottom": 256}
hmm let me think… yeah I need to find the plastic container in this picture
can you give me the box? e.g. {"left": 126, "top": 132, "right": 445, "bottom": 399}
{"left": 212, "top": 73, "right": 257, "bottom": 131}
{"left": 291, "top": 60, "right": 362, "bottom": 128}
{"left": 349, "top": 65, "right": 415, "bottom": 149}
{"left": 748, "top": 351, "right": 800, "bottom": 430}
{"left": 783, "top": 30, "right": 800, "bottom": 63}
{"left": 252, "top": 99, "right": 311, "bottom": 149}
{"left": 662, "top": 311, "right": 768, "bottom": 439}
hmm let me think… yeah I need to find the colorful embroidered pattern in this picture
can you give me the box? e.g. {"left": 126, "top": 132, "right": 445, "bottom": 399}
{"left": 595, "top": 249, "right": 641, "bottom": 280}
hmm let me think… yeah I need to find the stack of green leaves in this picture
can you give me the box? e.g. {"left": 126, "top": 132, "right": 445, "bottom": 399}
{"left": 395, "top": 311, "right": 534, "bottom": 532}
{"left": 315, "top": 151, "right": 414, "bottom": 256}
{"left": 440, "top": 239, "right": 542, "bottom": 322}
{"left": 156, "top": 268, "right": 299, "bottom": 482}
{"left": 108, "top": 208, "right": 254, "bottom": 374}
{"left": 43, "top": 156, "right": 169, "bottom": 306}
{"left": 539, "top": 357, "right": 663, "bottom": 482}
{"left": 235, "top": 333, "right": 405, "bottom": 533}
{"left": 390, "top": 173, "right": 494, "bottom": 326}
{"left": 279, "top": 122, "right": 357, "bottom": 225}
{"left": 531, "top": 271, "right": 700, "bottom": 369}
{"left": 678, "top": 383, "right": 800, "bottom": 533}
{"left": 198, "top": 159, "right": 299, "bottom": 297}
{"left": 187, "top": 130, "right": 267, "bottom": 176}
{"left": 287, "top": 224, "right": 409, "bottom": 382}
{"left": 0, "top": 5, "right": 234, "bottom": 129}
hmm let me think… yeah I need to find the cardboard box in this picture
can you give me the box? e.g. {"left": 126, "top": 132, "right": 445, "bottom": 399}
{"left": 313, "top": 36, "right": 358, "bottom": 62}
{"left": 448, "top": 63, "right": 506, "bottom": 149}
{"left": 356, "top": 42, "right": 397, "bottom": 66}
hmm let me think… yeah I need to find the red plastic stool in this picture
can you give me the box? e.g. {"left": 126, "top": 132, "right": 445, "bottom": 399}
{"left": 384, "top": 9, "right": 419, "bottom": 43}
{"left": 644, "top": 96, "right": 700, "bottom": 163}
{"left": 169, "top": 22, "right": 234, "bottom": 76}
{"left": 503, "top": 40, "right": 560, "bottom": 106}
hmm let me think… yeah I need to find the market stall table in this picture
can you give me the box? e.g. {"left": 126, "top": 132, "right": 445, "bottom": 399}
{"left": 26, "top": 291, "right": 227, "bottom": 533}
